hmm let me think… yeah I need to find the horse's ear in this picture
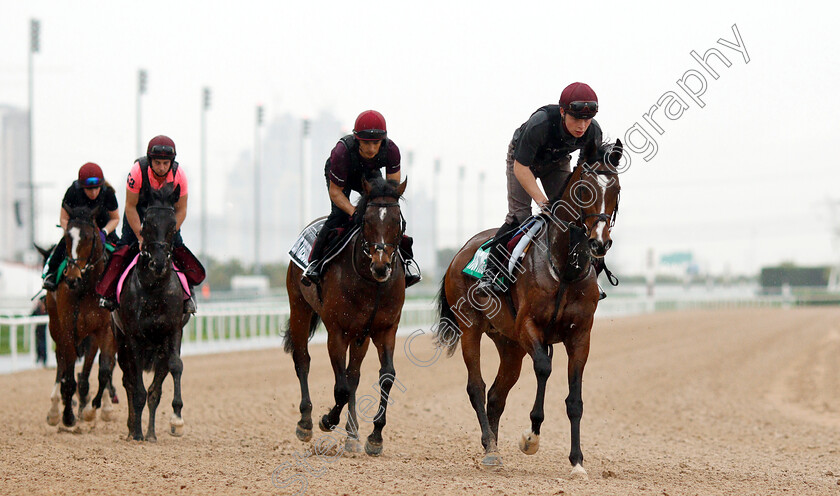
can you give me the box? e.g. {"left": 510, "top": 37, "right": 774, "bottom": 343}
{"left": 362, "top": 179, "right": 372, "bottom": 196}
{"left": 34, "top": 243, "right": 51, "bottom": 259}
{"left": 90, "top": 205, "right": 101, "bottom": 221}
{"left": 396, "top": 178, "right": 407, "bottom": 197}
{"left": 170, "top": 184, "right": 181, "bottom": 205}
{"left": 608, "top": 139, "right": 624, "bottom": 169}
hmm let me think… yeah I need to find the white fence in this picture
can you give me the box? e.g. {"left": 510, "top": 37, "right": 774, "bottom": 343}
{"left": 0, "top": 300, "right": 439, "bottom": 374}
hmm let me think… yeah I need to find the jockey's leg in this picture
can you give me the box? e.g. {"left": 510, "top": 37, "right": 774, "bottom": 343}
{"left": 302, "top": 206, "right": 350, "bottom": 285}
{"left": 42, "top": 237, "right": 65, "bottom": 291}
{"left": 96, "top": 244, "right": 135, "bottom": 310}
{"left": 476, "top": 221, "right": 518, "bottom": 293}
{"left": 399, "top": 235, "right": 422, "bottom": 288}
{"left": 172, "top": 241, "right": 203, "bottom": 314}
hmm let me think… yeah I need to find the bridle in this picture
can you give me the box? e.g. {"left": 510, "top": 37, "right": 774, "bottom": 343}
{"left": 63, "top": 218, "right": 107, "bottom": 279}
{"left": 358, "top": 200, "right": 405, "bottom": 265}
{"left": 139, "top": 205, "right": 175, "bottom": 259}
{"left": 569, "top": 162, "right": 620, "bottom": 236}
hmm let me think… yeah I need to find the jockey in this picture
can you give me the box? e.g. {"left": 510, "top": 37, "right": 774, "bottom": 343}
{"left": 96, "top": 135, "right": 205, "bottom": 312}
{"left": 302, "top": 110, "right": 421, "bottom": 287}
{"left": 476, "top": 82, "right": 608, "bottom": 296}
{"left": 42, "top": 162, "right": 120, "bottom": 291}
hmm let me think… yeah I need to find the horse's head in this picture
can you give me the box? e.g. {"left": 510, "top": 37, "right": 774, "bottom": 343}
{"left": 358, "top": 177, "right": 407, "bottom": 282}
{"left": 139, "top": 183, "right": 180, "bottom": 278}
{"left": 550, "top": 139, "right": 622, "bottom": 259}
{"left": 63, "top": 205, "right": 103, "bottom": 290}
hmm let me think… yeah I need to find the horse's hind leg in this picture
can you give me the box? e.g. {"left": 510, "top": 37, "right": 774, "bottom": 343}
{"left": 485, "top": 334, "right": 526, "bottom": 448}
{"left": 564, "top": 324, "right": 592, "bottom": 479}
{"left": 342, "top": 337, "right": 370, "bottom": 453}
{"left": 168, "top": 329, "right": 185, "bottom": 437}
{"left": 144, "top": 358, "right": 170, "bottom": 442}
{"left": 287, "top": 305, "right": 315, "bottom": 442}
{"left": 461, "top": 327, "right": 500, "bottom": 469}
{"left": 79, "top": 342, "right": 99, "bottom": 422}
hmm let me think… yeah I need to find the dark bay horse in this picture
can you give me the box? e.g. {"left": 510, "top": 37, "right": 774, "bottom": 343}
{"left": 43, "top": 205, "right": 117, "bottom": 429}
{"left": 112, "top": 183, "right": 188, "bottom": 441}
{"left": 284, "top": 177, "right": 407, "bottom": 456}
{"left": 435, "top": 139, "right": 623, "bottom": 477}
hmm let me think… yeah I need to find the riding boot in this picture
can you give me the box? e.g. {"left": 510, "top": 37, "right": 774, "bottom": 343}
{"left": 184, "top": 285, "right": 197, "bottom": 314}
{"left": 476, "top": 221, "right": 517, "bottom": 293}
{"left": 593, "top": 258, "right": 607, "bottom": 300}
{"left": 302, "top": 225, "right": 330, "bottom": 286}
{"left": 399, "top": 235, "right": 422, "bottom": 288}
{"left": 96, "top": 244, "right": 134, "bottom": 311}
{"left": 42, "top": 242, "right": 63, "bottom": 291}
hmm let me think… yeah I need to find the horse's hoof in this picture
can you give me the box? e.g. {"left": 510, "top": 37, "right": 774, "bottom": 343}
{"left": 570, "top": 464, "right": 588, "bottom": 480}
{"left": 126, "top": 432, "right": 144, "bottom": 442}
{"left": 58, "top": 424, "right": 81, "bottom": 434}
{"left": 146, "top": 434, "right": 157, "bottom": 443}
{"left": 100, "top": 406, "right": 115, "bottom": 422}
{"left": 519, "top": 429, "right": 539, "bottom": 455}
{"left": 318, "top": 415, "right": 332, "bottom": 433}
{"left": 480, "top": 452, "right": 503, "bottom": 470}
{"left": 110, "top": 393, "right": 119, "bottom": 404}
{"left": 364, "top": 440, "right": 383, "bottom": 457}
{"left": 46, "top": 411, "right": 60, "bottom": 426}
{"left": 296, "top": 425, "right": 313, "bottom": 442}
{"left": 169, "top": 414, "right": 185, "bottom": 437}
{"left": 82, "top": 405, "right": 96, "bottom": 422}
{"left": 344, "top": 437, "right": 363, "bottom": 453}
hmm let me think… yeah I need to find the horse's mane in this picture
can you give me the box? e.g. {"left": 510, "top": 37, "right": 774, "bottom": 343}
{"left": 67, "top": 205, "right": 96, "bottom": 224}
{"left": 147, "top": 182, "right": 179, "bottom": 208}
{"left": 548, "top": 140, "right": 618, "bottom": 205}
{"left": 353, "top": 177, "right": 403, "bottom": 225}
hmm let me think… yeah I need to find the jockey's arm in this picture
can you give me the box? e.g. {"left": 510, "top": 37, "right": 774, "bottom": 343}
{"left": 59, "top": 205, "right": 70, "bottom": 232}
{"left": 513, "top": 160, "right": 549, "bottom": 208}
{"left": 386, "top": 171, "right": 400, "bottom": 182}
{"left": 104, "top": 208, "right": 120, "bottom": 235}
{"left": 328, "top": 181, "right": 356, "bottom": 217}
{"left": 125, "top": 190, "right": 143, "bottom": 246}
{"left": 174, "top": 194, "right": 187, "bottom": 231}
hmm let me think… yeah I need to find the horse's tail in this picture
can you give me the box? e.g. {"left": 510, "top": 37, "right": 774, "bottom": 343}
{"left": 282, "top": 313, "right": 322, "bottom": 354}
{"left": 433, "top": 274, "right": 461, "bottom": 357}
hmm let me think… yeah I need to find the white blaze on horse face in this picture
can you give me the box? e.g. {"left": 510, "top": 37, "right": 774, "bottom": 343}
{"left": 69, "top": 227, "right": 81, "bottom": 260}
{"left": 379, "top": 207, "right": 387, "bottom": 222}
{"left": 593, "top": 179, "right": 608, "bottom": 243}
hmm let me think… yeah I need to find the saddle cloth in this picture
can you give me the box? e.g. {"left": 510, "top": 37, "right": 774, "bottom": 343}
{"left": 462, "top": 217, "right": 546, "bottom": 279}
{"left": 50, "top": 243, "right": 116, "bottom": 285}
{"left": 288, "top": 219, "right": 360, "bottom": 270}
{"left": 117, "top": 254, "right": 191, "bottom": 304}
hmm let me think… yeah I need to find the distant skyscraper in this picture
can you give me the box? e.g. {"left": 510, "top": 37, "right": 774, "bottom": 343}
{"left": 0, "top": 105, "right": 32, "bottom": 262}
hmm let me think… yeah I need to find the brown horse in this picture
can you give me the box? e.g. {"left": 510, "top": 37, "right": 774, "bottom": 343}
{"left": 284, "top": 177, "right": 407, "bottom": 456}
{"left": 44, "top": 205, "right": 117, "bottom": 429}
{"left": 435, "top": 139, "right": 623, "bottom": 477}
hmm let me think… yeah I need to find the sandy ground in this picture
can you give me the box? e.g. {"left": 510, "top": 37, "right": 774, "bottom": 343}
{"left": 3, "top": 307, "right": 840, "bottom": 495}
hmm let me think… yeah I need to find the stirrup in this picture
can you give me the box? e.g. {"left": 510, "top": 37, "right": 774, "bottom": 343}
{"left": 42, "top": 274, "right": 57, "bottom": 291}
{"left": 184, "top": 297, "right": 197, "bottom": 314}
{"left": 476, "top": 270, "right": 505, "bottom": 293}
{"left": 404, "top": 259, "right": 422, "bottom": 288}
{"left": 598, "top": 284, "right": 607, "bottom": 301}
{"left": 99, "top": 297, "right": 118, "bottom": 311}
{"left": 301, "top": 262, "right": 320, "bottom": 286}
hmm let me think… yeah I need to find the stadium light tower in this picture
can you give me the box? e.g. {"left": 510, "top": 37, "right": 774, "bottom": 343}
{"left": 200, "top": 87, "right": 211, "bottom": 260}
{"left": 254, "top": 105, "right": 264, "bottom": 274}
{"left": 28, "top": 19, "right": 40, "bottom": 249}
{"left": 136, "top": 69, "right": 147, "bottom": 157}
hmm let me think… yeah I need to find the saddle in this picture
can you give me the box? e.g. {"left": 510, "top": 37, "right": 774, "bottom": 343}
{"left": 288, "top": 220, "right": 360, "bottom": 271}
{"left": 463, "top": 217, "right": 545, "bottom": 280}
{"left": 116, "top": 254, "right": 191, "bottom": 304}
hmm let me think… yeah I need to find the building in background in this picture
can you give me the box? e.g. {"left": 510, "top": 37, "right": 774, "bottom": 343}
{"left": 0, "top": 105, "right": 32, "bottom": 262}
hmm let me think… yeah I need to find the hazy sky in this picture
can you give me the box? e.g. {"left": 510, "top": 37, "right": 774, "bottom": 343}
{"left": 2, "top": 0, "right": 839, "bottom": 275}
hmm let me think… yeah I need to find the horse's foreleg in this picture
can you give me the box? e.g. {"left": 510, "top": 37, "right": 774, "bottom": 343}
{"left": 47, "top": 366, "right": 62, "bottom": 426}
{"left": 343, "top": 337, "right": 369, "bottom": 453}
{"left": 144, "top": 359, "right": 170, "bottom": 442}
{"left": 79, "top": 342, "right": 98, "bottom": 422}
{"left": 521, "top": 321, "right": 553, "bottom": 458}
{"left": 118, "top": 339, "right": 144, "bottom": 441}
{"left": 93, "top": 331, "right": 117, "bottom": 421}
{"left": 58, "top": 343, "right": 78, "bottom": 429}
{"left": 168, "top": 329, "right": 185, "bottom": 437}
{"left": 486, "top": 334, "right": 526, "bottom": 443}
{"left": 564, "top": 327, "right": 592, "bottom": 479}
{"left": 320, "top": 334, "right": 350, "bottom": 432}
{"left": 461, "top": 327, "right": 499, "bottom": 469}
{"left": 365, "top": 330, "right": 398, "bottom": 457}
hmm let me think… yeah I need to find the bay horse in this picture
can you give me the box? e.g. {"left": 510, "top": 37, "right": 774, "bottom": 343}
{"left": 284, "top": 177, "right": 407, "bottom": 456}
{"left": 43, "top": 205, "right": 117, "bottom": 429}
{"left": 112, "top": 183, "right": 188, "bottom": 441}
{"left": 435, "top": 139, "right": 623, "bottom": 477}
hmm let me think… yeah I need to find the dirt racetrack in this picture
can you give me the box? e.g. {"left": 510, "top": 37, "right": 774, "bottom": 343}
{"left": 3, "top": 307, "right": 840, "bottom": 495}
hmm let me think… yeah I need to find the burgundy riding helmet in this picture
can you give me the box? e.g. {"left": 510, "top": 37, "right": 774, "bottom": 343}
{"left": 560, "top": 82, "right": 599, "bottom": 119}
{"left": 146, "top": 135, "right": 177, "bottom": 161}
{"left": 77, "top": 162, "right": 104, "bottom": 189}
{"left": 353, "top": 110, "right": 387, "bottom": 141}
